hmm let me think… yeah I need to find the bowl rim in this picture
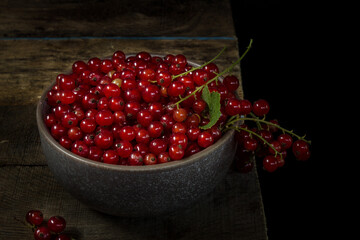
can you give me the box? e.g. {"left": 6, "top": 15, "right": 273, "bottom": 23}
{"left": 36, "top": 56, "right": 235, "bottom": 173}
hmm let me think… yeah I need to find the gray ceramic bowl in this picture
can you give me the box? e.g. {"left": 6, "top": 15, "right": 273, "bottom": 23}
{"left": 36, "top": 59, "right": 236, "bottom": 217}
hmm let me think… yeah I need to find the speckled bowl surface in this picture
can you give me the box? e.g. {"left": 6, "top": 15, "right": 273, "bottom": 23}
{"left": 36, "top": 59, "right": 236, "bottom": 217}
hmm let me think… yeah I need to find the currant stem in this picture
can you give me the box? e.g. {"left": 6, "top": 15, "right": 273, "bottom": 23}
{"left": 172, "top": 46, "right": 227, "bottom": 79}
{"left": 229, "top": 116, "right": 311, "bottom": 144}
{"left": 172, "top": 39, "right": 253, "bottom": 107}
{"left": 230, "top": 126, "right": 282, "bottom": 158}
{"left": 249, "top": 112, "right": 262, "bottom": 129}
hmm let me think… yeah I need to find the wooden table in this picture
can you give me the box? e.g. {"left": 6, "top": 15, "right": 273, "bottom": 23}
{"left": 0, "top": 1, "right": 268, "bottom": 239}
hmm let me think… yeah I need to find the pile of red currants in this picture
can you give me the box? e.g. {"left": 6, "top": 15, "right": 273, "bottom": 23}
{"left": 25, "top": 210, "right": 70, "bottom": 240}
{"left": 43, "top": 44, "right": 311, "bottom": 171}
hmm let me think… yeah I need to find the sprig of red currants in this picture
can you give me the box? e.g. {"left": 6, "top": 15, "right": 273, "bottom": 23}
{"left": 22, "top": 210, "right": 72, "bottom": 240}
{"left": 44, "top": 39, "right": 311, "bottom": 171}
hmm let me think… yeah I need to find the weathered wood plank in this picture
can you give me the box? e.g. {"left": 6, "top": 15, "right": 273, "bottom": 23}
{"left": 0, "top": 0, "right": 235, "bottom": 38}
{"left": 0, "top": 104, "right": 45, "bottom": 166}
{"left": 0, "top": 39, "right": 242, "bottom": 105}
{"left": 0, "top": 166, "right": 267, "bottom": 240}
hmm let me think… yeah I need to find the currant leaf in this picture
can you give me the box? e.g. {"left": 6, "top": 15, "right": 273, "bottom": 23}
{"left": 200, "top": 85, "right": 221, "bottom": 130}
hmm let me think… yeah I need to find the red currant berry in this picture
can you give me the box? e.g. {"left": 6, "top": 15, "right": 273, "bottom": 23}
{"left": 54, "top": 233, "right": 71, "bottom": 240}
{"left": 61, "top": 112, "right": 78, "bottom": 128}
{"left": 258, "top": 130, "right": 273, "bottom": 144}
{"left": 34, "top": 226, "right": 52, "bottom": 240}
{"left": 172, "top": 122, "right": 187, "bottom": 134}
{"left": 253, "top": 99, "right": 270, "bottom": 116}
{"left": 170, "top": 133, "right": 188, "bottom": 149}
{"left": 223, "top": 75, "right": 239, "bottom": 92}
{"left": 102, "top": 83, "right": 121, "bottom": 98}
{"left": 128, "top": 151, "right": 143, "bottom": 166}
{"left": 243, "top": 138, "right": 258, "bottom": 151}
{"left": 100, "top": 59, "right": 113, "bottom": 73}
{"left": 172, "top": 108, "right": 187, "bottom": 122}
{"left": 192, "top": 69, "right": 209, "bottom": 86}
{"left": 160, "top": 113, "right": 176, "bottom": 131}
{"left": 67, "top": 127, "right": 83, "bottom": 141}
{"left": 167, "top": 81, "right": 185, "bottom": 97}
{"left": 80, "top": 118, "right": 96, "bottom": 133}
{"left": 82, "top": 93, "right": 99, "bottom": 110}
{"left": 115, "top": 140, "right": 133, "bottom": 158}
{"left": 124, "top": 101, "right": 141, "bottom": 119}
{"left": 134, "top": 143, "right": 149, "bottom": 157}
{"left": 59, "top": 75, "right": 76, "bottom": 91}
{"left": 47, "top": 216, "right": 66, "bottom": 233}
{"left": 88, "top": 146, "right": 103, "bottom": 161}
{"left": 109, "top": 96, "right": 125, "bottom": 111}
{"left": 72, "top": 108, "right": 85, "bottom": 121}
{"left": 137, "top": 109, "right": 153, "bottom": 127}
{"left": 121, "top": 78, "right": 137, "bottom": 90}
{"left": 179, "top": 76, "right": 195, "bottom": 91}
{"left": 113, "top": 110, "right": 126, "bottom": 124}
{"left": 197, "top": 131, "right": 214, "bottom": 148}
{"left": 71, "top": 140, "right": 89, "bottom": 157}
{"left": 54, "top": 104, "right": 71, "bottom": 119}
{"left": 268, "top": 140, "right": 282, "bottom": 155}
{"left": 147, "top": 121, "right": 164, "bottom": 138}
{"left": 102, "top": 149, "right": 119, "bottom": 164}
{"left": 263, "top": 155, "right": 278, "bottom": 172}
{"left": 203, "top": 62, "right": 219, "bottom": 79}
{"left": 119, "top": 126, "right": 135, "bottom": 141}
{"left": 148, "top": 102, "right": 164, "bottom": 120}
{"left": 95, "top": 109, "right": 114, "bottom": 126}
{"left": 26, "top": 210, "right": 43, "bottom": 226}
{"left": 139, "top": 68, "right": 156, "bottom": 81}
{"left": 169, "top": 144, "right": 185, "bottom": 160}
{"left": 59, "top": 90, "right": 76, "bottom": 104}
{"left": 72, "top": 60, "right": 88, "bottom": 74}
{"left": 59, "top": 136, "right": 72, "bottom": 149}
{"left": 87, "top": 57, "right": 101, "bottom": 71}
{"left": 149, "top": 139, "right": 167, "bottom": 155}
{"left": 239, "top": 99, "right": 252, "bottom": 115}
{"left": 94, "top": 129, "right": 113, "bottom": 149}
{"left": 193, "top": 99, "right": 206, "bottom": 114}
{"left": 144, "top": 153, "right": 157, "bottom": 165}
{"left": 135, "top": 129, "right": 151, "bottom": 144}
{"left": 113, "top": 50, "right": 125, "bottom": 60}
{"left": 292, "top": 140, "right": 310, "bottom": 161}
{"left": 136, "top": 51, "right": 151, "bottom": 61}
{"left": 208, "top": 125, "right": 222, "bottom": 142}
{"left": 50, "top": 123, "right": 67, "bottom": 140}
{"left": 142, "top": 85, "right": 161, "bottom": 103}
{"left": 225, "top": 98, "right": 241, "bottom": 116}
{"left": 277, "top": 134, "right": 293, "bottom": 150}
{"left": 184, "top": 142, "right": 201, "bottom": 157}
{"left": 186, "top": 127, "right": 200, "bottom": 141}
{"left": 276, "top": 154, "right": 285, "bottom": 167}
{"left": 156, "top": 70, "right": 172, "bottom": 87}
{"left": 157, "top": 152, "right": 171, "bottom": 163}
{"left": 173, "top": 54, "right": 187, "bottom": 68}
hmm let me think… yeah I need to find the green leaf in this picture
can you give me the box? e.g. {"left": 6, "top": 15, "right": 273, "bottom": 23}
{"left": 200, "top": 85, "right": 221, "bottom": 130}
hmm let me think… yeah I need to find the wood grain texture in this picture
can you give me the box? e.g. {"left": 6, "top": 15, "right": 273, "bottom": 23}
{"left": 0, "top": 104, "right": 45, "bottom": 166}
{"left": 0, "top": 0, "right": 235, "bottom": 38}
{"left": 0, "top": 166, "right": 267, "bottom": 240}
{"left": 0, "top": 39, "right": 242, "bottom": 105}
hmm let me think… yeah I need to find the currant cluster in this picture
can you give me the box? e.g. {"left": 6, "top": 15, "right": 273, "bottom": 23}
{"left": 25, "top": 210, "right": 70, "bottom": 240}
{"left": 225, "top": 99, "right": 311, "bottom": 173}
{"left": 44, "top": 50, "right": 238, "bottom": 165}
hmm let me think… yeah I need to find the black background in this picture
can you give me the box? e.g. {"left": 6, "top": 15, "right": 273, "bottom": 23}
{"left": 230, "top": 1, "right": 322, "bottom": 239}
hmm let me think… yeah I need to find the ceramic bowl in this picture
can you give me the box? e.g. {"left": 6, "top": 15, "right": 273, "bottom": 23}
{"left": 36, "top": 59, "right": 237, "bottom": 217}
